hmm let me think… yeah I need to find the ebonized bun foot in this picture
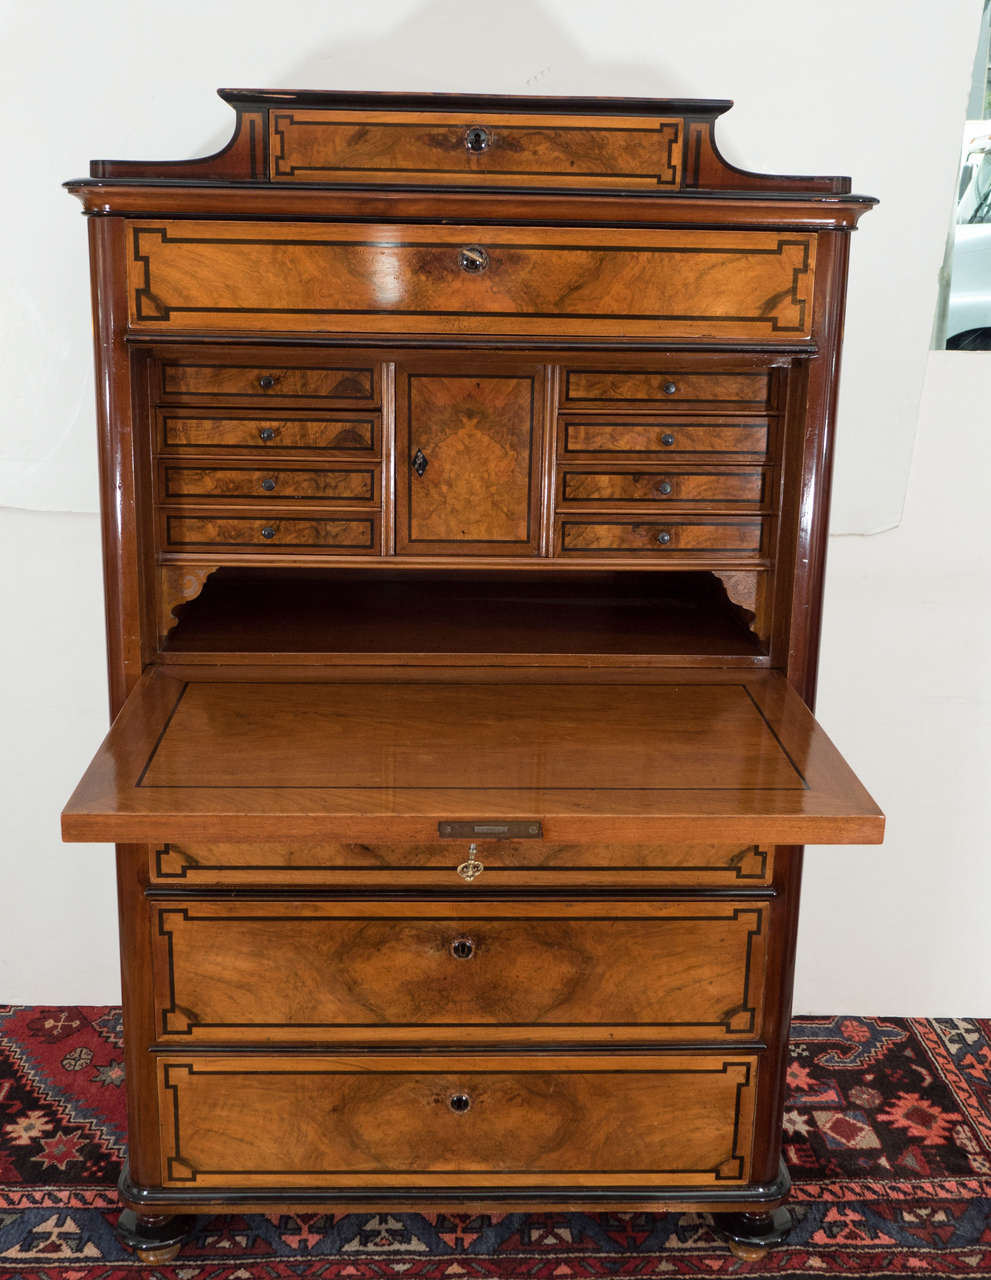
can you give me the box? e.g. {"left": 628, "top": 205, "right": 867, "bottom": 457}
{"left": 713, "top": 1207, "right": 792, "bottom": 1259}
{"left": 116, "top": 1210, "right": 195, "bottom": 1263}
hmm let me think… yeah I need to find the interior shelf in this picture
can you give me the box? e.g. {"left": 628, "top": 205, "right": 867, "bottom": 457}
{"left": 161, "top": 568, "right": 766, "bottom": 665}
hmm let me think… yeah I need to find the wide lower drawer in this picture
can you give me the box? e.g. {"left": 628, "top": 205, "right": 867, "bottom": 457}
{"left": 160, "top": 359, "right": 378, "bottom": 405}
{"left": 151, "top": 899, "right": 769, "bottom": 1044}
{"left": 157, "top": 1051, "right": 757, "bottom": 1188}
{"left": 558, "top": 518, "right": 764, "bottom": 557}
{"left": 150, "top": 840, "right": 774, "bottom": 889}
{"left": 159, "top": 412, "right": 377, "bottom": 454}
{"left": 559, "top": 417, "right": 769, "bottom": 460}
{"left": 160, "top": 463, "right": 378, "bottom": 503}
{"left": 163, "top": 514, "right": 378, "bottom": 552}
{"left": 559, "top": 468, "right": 768, "bottom": 508}
{"left": 128, "top": 222, "right": 815, "bottom": 342}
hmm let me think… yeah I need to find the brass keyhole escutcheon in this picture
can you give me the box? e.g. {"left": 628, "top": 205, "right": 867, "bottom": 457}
{"left": 465, "top": 125, "right": 490, "bottom": 153}
{"left": 458, "top": 246, "right": 489, "bottom": 273}
{"left": 451, "top": 936, "right": 475, "bottom": 959}
{"left": 449, "top": 1093, "right": 472, "bottom": 1113}
{"left": 456, "top": 842, "right": 484, "bottom": 883}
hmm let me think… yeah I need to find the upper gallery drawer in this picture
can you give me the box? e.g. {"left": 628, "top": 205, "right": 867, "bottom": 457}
{"left": 159, "top": 359, "right": 379, "bottom": 405}
{"left": 159, "top": 463, "right": 378, "bottom": 504}
{"left": 152, "top": 900, "right": 769, "bottom": 1044}
{"left": 270, "top": 109, "right": 683, "bottom": 188}
{"left": 559, "top": 468, "right": 768, "bottom": 508}
{"left": 128, "top": 223, "right": 816, "bottom": 342}
{"left": 150, "top": 840, "right": 775, "bottom": 891}
{"left": 159, "top": 412, "right": 377, "bottom": 455}
{"left": 561, "top": 368, "right": 771, "bottom": 411}
{"left": 559, "top": 417, "right": 769, "bottom": 460}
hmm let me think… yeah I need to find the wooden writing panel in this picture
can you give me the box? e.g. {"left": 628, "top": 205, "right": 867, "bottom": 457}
{"left": 128, "top": 223, "right": 816, "bottom": 341}
{"left": 152, "top": 899, "right": 768, "bottom": 1043}
{"left": 270, "top": 110, "right": 682, "bottom": 188}
{"left": 61, "top": 668, "right": 885, "bottom": 844}
{"left": 157, "top": 1052, "right": 757, "bottom": 1187}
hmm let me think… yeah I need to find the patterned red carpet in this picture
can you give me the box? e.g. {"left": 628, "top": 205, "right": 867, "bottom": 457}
{"left": 0, "top": 1007, "right": 989, "bottom": 1276}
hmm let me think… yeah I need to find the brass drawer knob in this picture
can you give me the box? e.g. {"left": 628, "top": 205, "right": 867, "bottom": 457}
{"left": 663, "top": 380, "right": 678, "bottom": 395}
{"left": 660, "top": 433, "right": 675, "bottom": 447}
{"left": 657, "top": 479, "right": 673, "bottom": 495}
{"left": 261, "top": 526, "right": 276, "bottom": 540}
{"left": 458, "top": 246, "right": 489, "bottom": 274}
{"left": 465, "top": 125, "right": 491, "bottom": 153}
{"left": 656, "top": 530, "right": 672, "bottom": 545}
{"left": 258, "top": 427, "right": 277, "bottom": 442}
{"left": 449, "top": 1093, "right": 472, "bottom": 1113}
{"left": 450, "top": 936, "right": 475, "bottom": 960}
{"left": 258, "top": 374, "right": 276, "bottom": 390}
{"left": 260, "top": 477, "right": 276, "bottom": 491}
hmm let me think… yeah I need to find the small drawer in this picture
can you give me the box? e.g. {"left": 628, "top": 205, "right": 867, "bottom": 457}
{"left": 150, "top": 840, "right": 775, "bottom": 890}
{"left": 159, "top": 412, "right": 377, "bottom": 455}
{"left": 164, "top": 514, "right": 378, "bottom": 552}
{"left": 558, "top": 518, "right": 764, "bottom": 557}
{"left": 157, "top": 1050, "right": 757, "bottom": 1188}
{"left": 160, "top": 463, "right": 377, "bottom": 504}
{"left": 559, "top": 417, "right": 769, "bottom": 460}
{"left": 559, "top": 469, "right": 767, "bottom": 508}
{"left": 160, "top": 360, "right": 378, "bottom": 405}
{"left": 561, "top": 368, "right": 771, "bottom": 411}
{"left": 271, "top": 109, "right": 683, "bottom": 189}
{"left": 152, "top": 899, "right": 769, "bottom": 1044}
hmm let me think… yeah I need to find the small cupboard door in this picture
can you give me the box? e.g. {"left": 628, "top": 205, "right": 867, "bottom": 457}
{"left": 396, "top": 361, "right": 544, "bottom": 556}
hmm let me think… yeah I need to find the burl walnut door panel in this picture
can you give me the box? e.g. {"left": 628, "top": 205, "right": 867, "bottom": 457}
{"left": 157, "top": 1052, "right": 757, "bottom": 1188}
{"left": 151, "top": 899, "right": 769, "bottom": 1044}
{"left": 396, "top": 362, "right": 544, "bottom": 555}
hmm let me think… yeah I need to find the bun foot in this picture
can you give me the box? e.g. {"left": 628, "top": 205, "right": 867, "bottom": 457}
{"left": 713, "top": 1207, "right": 792, "bottom": 1258}
{"left": 116, "top": 1209, "right": 194, "bottom": 1262}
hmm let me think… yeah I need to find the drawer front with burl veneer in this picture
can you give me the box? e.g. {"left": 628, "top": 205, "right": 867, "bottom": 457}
{"left": 558, "top": 468, "right": 768, "bottom": 509}
{"left": 156, "top": 1051, "right": 758, "bottom": 1190}
{"left": 557, "top": 517, "right": 765, "bottom": 558}
{"left": 149, "top": 841, "right": 775, "bottom": 890}
{"left": 159, "top": 412, "right": 378, "bottom": 456}
{"left": 159, "top": 464, "right": 378, "bottom": 504}
{"left": 128, "top": 223, "right": 816, "bottom": 342}
{"left": 151, "top": 899, "right": 771, "bottom": 1045}
{"left": 270, "top": 109, "right": 683, "bottom": 188}
{"left": 159, "top": 360, "right": 379, "bottom": 406}
{"left": 163, "top": 514, "right": 379, "bottom": 552}
{"left": 560, "top": 368, "right": 773, "bottom": 412}
{"left": 559, "top": 417, "right": 770, "bottom": 461}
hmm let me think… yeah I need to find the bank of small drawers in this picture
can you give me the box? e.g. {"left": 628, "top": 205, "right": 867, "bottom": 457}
{"left": 155, "top": 356, "right": 383, "bottom": 558}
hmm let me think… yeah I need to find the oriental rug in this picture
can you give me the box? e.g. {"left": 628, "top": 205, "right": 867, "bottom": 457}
{"left": 0, "top": 1007, "right": 989, "bottom": 1277}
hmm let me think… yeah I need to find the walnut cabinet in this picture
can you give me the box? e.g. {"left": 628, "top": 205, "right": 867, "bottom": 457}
{"left": 63, "top": 90, "right": 882, "bottom": 1262}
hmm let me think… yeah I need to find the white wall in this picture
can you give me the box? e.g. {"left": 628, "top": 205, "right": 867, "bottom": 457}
{"left": 1, "top": 0, "right": 988, "bottom": 1011}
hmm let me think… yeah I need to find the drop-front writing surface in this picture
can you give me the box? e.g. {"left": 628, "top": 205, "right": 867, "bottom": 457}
{"left": 63, "top": 89, "right": 879, "bottom": 1258}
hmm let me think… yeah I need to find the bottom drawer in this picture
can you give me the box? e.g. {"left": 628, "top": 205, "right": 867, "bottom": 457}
{"left": 158, "top": 1052, "right": 757, "bottom": 1189}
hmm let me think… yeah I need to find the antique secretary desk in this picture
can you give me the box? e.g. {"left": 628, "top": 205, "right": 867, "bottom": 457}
{"left": 62, "top": 90, "right": 883, "bottom": 1262}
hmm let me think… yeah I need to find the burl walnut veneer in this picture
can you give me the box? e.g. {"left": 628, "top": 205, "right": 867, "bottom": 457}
{"left": 63, "top": 89, "right": 882, "bottom": 1263}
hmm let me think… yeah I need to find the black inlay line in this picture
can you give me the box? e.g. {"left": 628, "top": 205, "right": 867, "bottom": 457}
{"left": 740, "top": 686, "right": 810, "bottom": 791}
{"left": 134, "top": 684, "right": 190, "bottom": 787}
